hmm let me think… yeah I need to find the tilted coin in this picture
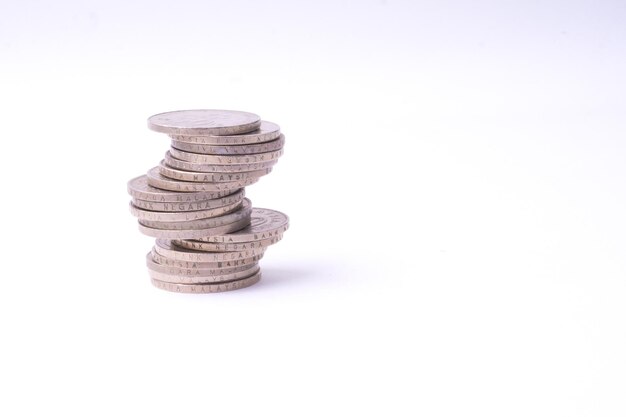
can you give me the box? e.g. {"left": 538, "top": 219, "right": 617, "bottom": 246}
{"left": 165, "top": 151, "right": 277, "bottom": 173}
{"left": 158, "top": 161, "right": 272, "bottom": 183}
{"left": 131, "top": 189, "right": 245, "bottom": 212}
{"left": 139, "top": 211, "right": 251, "bottom": 231}
{"left": 150, "top": 249, "right": 264, "bottom": 269}
{"left": 148, "top": 264, "right": 260, "bottom": 284}
{"left": 169, "top": 121, "right": 281, "bottom": 145}
{"left": 197, "top": 208, "right": 289, "bottom": 243}
{"left": 173, "top": 233, "right": 283, "bottom": 252}
{"left": 148, "top": 109, "right": 261, "bottom": 136}
{"left": 154, "top": 238, "right": 264, "bottom": 262}
{"left": 169, "top": 147, "right": 284, "bottom": 165}
{"left": 146, "top": 252, "right": 258, "bottom": 276}
{"left": 138, "top": 216, "right": 250, "bottom": 239}
{"left": 146, "top": 166, "right": 259, "bottom": 192}
{"left": 151, "top": 270, "right": 261, "bottom": 294}
{"left": 127, "top": 175, "right": 237, "bottom": 202}
{"left": 139, "top": 198, "right": 251, "bottom": 230}
{"left": 171, "top": 134, "right": 285, "bottom": 155}
{"left": 129, "top": 199, "right": 242, "bottom": 222}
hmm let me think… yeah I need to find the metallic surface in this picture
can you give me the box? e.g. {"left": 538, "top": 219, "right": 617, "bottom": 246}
{"left": 146, "top": 252, "right": 257, "bottom": 275}
{"left": 169, "top": 120, "right": 280, "bottom": 145}
{"left": 131, "top": 189, "right": 245, "bottom": 212}
{"left": 158, "top": 161, "right": 272, "bottom": 183}
{"left": 138, "top": 217, "right": 250, "bottom": 239}
{"left": 153, "top": 238, "right": 264, "bottom": 262}
{"left": 173, "top": 234, "right": 283, "bottom": 252}
{"left": 129, "top": 199, "right": 242, "bottom": 222}
{"left": 164, "top": 151, "right": 278, "bottom": 173}
{"left": 197, "top": 208, "right": 289, "bottom": 243}
{"left": 139, "top": 199, "right": 252, "bottom": 230}
{"left": 169, "top": 147, "right": 284, "bottom": 165}
{"left": 170, "top": 134, "right": 285, "bottom": 155}
{"left": 146, "top": 166, "right": 259, "bottom": 192}
{"left": 150, "top": 270, "right": 261, "bottom": 293}
{"left": 148, "top": 263, "right": 260, "bottom": 284}
{"left": 150, "top": 249, "right": 264, "bottom": 269}
{"left": 128, "top": 175, "right": 237, "bottom": 202}
{"left": 148, "top": 109, "right": 261, "bottom": 136}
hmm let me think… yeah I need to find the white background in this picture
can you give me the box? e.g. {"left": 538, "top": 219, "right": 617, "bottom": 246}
{"left": 1, "top": 0, "right": 625, "bottom": 415}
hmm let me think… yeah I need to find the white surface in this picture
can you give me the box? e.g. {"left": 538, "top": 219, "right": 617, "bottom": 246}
{"left": 1, "top": 1, "right": 625, "bottom": 416}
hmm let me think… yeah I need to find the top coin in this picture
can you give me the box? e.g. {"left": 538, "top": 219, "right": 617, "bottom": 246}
{"left": 147, "top": 110, "right": 261, "bottom": 136}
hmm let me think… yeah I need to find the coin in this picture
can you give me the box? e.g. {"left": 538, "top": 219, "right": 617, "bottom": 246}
{"left": 129, "top": 199, "right": 242, "bottom": 222}
{"left": 146, "top": 166, "right": 259, "bottom": 192}
{"left": 148, "top": 264, "right": 260, "bottom": 284}
{"left": 158, "top": 161, "right": 272, "bottom": 183}
{"left": 148, "top": 109, "right": 261, "bottom": 136}
{"left": 146, "top": 252, "right": 258, "bottom": 275}
{"left": 128, "top": 175, "right": 237, "bottom": 202}
{"left": 153, "top": 238, "right": 264, "bottom": 262}
{"left": 169, "top": 121, "right": 281, "bottom": 145}
{"left": 197, "top": 208, "right": 289, "bottom": 243}
{"left": 165, "top": 151, "right": 278, "bottom": 173}
{"left": 150, "top": 249, "right": 264, "bottom": 269}
{"left": 171, "top": 134, "right": 285, "bottom": 155}
{"left": 138, "top": 216, "right": 250, "bottom": 239}
{"left": 131, "top": 189, "right": 245, "bottom": 212}
{"left": 172, "top": 234, "right": 283, "bottom": 252}
{"left": 169, "top": 147, "right": 284, "bottom": 165}
{"left": 139, "top": 198, "right": 251, "bottom": 230}
{"left": 150, "top": 270, "right": 261, "bottom": 293}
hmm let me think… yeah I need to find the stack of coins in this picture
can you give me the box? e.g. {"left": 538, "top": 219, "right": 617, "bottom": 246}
{"left": 127, "top": 110, "right": 289, "bottom": 293}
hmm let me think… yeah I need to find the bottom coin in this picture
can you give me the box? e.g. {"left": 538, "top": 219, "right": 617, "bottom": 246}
{"left": 150, "top": 271, "right": 261, "bottom": 293}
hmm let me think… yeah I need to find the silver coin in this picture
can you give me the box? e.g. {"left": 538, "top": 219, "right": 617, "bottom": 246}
{"left": 158, "top": 161, "right": 272, "bottom": 183}
{"left": 129, "top": 199, "right": 242, "bottom": 222}
{"left": 171, "top": 134, "right": 285, "bottom": 155}
{"left": 128, "top": 175, "right": 237, "bottom": 202}
{"left": 164, "top": 151, "right": 278, "bottom": 173}
{"left": 172, "top": 234, "right": 283, "bottom": 252}
{"left": 148, "top": 109, "right": 261, "bottom": 136}
{"left": 169, "top": 147, "right": 284, "bottom": 165}
{"left": 148, "top": 264, "right": 260, "bottom": 284}
{"left": 150, "top": 270, "right": 261, "bottom": 293}
{"left": 150, "top": 249, "right": 264, "bottom": 269}
{"left": 146, "top": 252, "right": 258, "bottom": 276}
{"left": 131, "top": 189, "right": 245, "bottom": 212}
{"left": 139, "top": 198, "right": 251, "bottom": 230}
{"left": 197, "top": 208, "right": 289, "bottom": 243}
{"left": 154, "top": 238, "right": 264, "bottom": 262}
{"left": 138, "top": 216, "right": 250, "bottom": 239}
{"left": 169, "top": 120, "right": 281, "bottom": 145}
{"left": 146, "top": 166, "right": 259, "bottom": 192}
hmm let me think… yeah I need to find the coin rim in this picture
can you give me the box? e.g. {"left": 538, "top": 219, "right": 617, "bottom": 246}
{"left": 138, "top": 217, "right": 251, "bottom": 239}
{"left": 168, "top": 120, "right": 281, "bottom": 145}
{"left": 147, "top": 109, "right": 261, "bottom": 136}
{"left": 197, "top": 208, "right": 289, "bottom": 243}
{"left": 150, "top": 270, "right": 261, "bottom": 293}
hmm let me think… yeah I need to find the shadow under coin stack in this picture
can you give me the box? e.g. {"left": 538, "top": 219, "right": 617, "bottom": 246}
{"left": 127, "top": 110, "right": 289, "bottom": 293}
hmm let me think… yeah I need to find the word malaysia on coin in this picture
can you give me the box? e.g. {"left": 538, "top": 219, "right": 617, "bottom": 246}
{"left": 151, "top": 271, "right": 262, "bottom": 294}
